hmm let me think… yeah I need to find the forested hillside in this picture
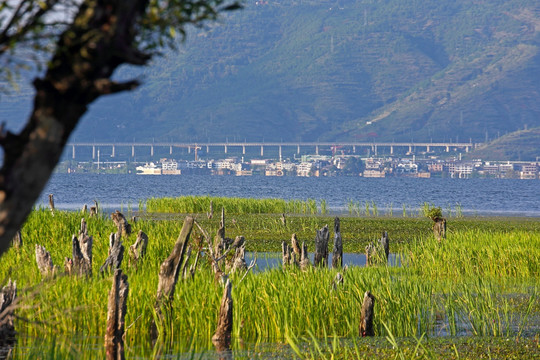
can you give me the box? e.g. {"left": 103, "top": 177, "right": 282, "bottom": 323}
{"left": 2, "top": 0, "right": 540, "bottom": 146}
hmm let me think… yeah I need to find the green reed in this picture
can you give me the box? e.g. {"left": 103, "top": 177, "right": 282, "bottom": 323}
{"left": 2, "top": 209, "right": 539, "bottom": 358}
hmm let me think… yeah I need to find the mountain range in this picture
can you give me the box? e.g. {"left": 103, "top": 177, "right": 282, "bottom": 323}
{"left": 1, "top": 0, "right": 539, "bottom": 159}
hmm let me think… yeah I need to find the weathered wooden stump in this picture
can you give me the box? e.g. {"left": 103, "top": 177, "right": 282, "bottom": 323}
{"left": 207, "top": 200, "right": 214, "bottom": 219}
{"left": 380, "top": 231, "right": 389, "bottom": 261}
{"left": 111, "top": 211, "right": 131, "bottom": 238}
{"left": 332, "top": 272, "right": 344, "bottom": 290}
{"left": 214, "top": 207, "right": 226, "bottom": 258}
{"left": 280, "top": 213, "right": 286, "bottom": 227}
{"left": 281, "top": 240, "right": 290, "bottom": 267}
{"left": 129, "top": 230, "right": 148, "bottom": 268}
{"left": 433, "top": 217, "right": 447, "bottom": 242}
{"left": 82, "top": 204, "right": 88, "bottom": 213}
{"left": 230, "top": 244, "right": 247, "bottom": 273}
{"left": 152, "top": 217, "right": 194, "bottom": 338}
{"left": 0, "top": 279, "right": 17, "bottom": 348}
{"left": 314, "top": 225, "right": 329, "bottom": 267}
{"left": 332, "top": 217, "right": 343, "bottom": 268}
{"left": 359, "top": 291, "right": 375, "bottom": 337}
{"left": 66, "top": 232, "right": 93, "bottom": 276}
{"left": 48, "top": 194, "right": 55, "bottom": 215}
{"left": 300, "top": 241, "right": 310, "bottom": 271}
{"left": 212, "top": 279, "right": 233, "bottom": 353}
{"left": 80, "top": 218, "right": 88, "bottom": 236}
{"left": 105, "top": 269, "right": 128, "bottom": 360}
{"left": 290, "top": 233, "right": 301, "bottom": 258}
{"left": 12, "top": 230, "right": 22, "bottom": 249}
{"left": 35, "top": 244, "right": 56, "bottom": 277}
{"left": 100, "top": 233, "right": 124, "bottom": 275}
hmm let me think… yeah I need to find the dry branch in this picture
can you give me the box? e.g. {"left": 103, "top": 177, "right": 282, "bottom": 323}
{"left": 0, "top": 279, "right": 17, "bottom": 346}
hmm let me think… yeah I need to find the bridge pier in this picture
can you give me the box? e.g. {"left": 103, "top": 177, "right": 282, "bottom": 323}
{"left": 170, "top": 145, "right": 173, "bottom": 155}
{"left": 260, "top": 145, "right": 264, "bottom": 157}
{"left": 151, "top": 145, "right": 154, "bottom": 157}
{"left": 131, "top": 145, "right": 135, "bottom": 158}
{"left": 390, "top": 145, "right": 394, "bottom": 155}
{"left": 315, "top": 145, "right": 319, "bottom": 155}
{"left": 111, "top": 145, "right": 115, "bottom": 158}
{"left": 297, "top": 145, "right": 300, "bottom": 154}
{"left": 224, "top": 145, "right": 228, "bottom": 154}
{"left": 92, "top": 145, "right": 96, "bottom": 159}
{"left": 72, "top": 145, "right": 76, "bottom": 159}
{"left": 242, "top": 145, "right": 246, "bottom": 155}
{"left": 279, "top": 146, "right": 282, "bottom": 161}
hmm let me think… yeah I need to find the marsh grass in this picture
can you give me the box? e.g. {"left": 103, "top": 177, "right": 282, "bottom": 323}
{"left": 2, "top": 209, "right": 539, "bottom": 359}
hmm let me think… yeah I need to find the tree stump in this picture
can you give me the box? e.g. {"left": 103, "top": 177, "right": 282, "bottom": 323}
{"left": 0, "top": 279, "right": 17, "bottom": 348}
{"left": 12, "top": 230, "right": 22, "bottom": 249}
{"left": 111, "top": 211, "right": 131, "bottom": 238}
{"left": 152, "top": 216, "right": 194, "bottom": 338}
{"left": 332, "top": 217, "right": 343, "bottom": 268}
{"left": 300, "top": 241, "right": 310, "bottom": 271}
{"left": 35, "top": 244, "right": 55, "bottom": 276}
{"left": 100, "top": 233, "right": 124, "bottom": 275}
{"left": 48, "top": 194, "right": 55, "bottom": 215}
{"left": 280, "top": 213, "right": 286, "bottom": 227}
{"left": 207, "top": 200, "right": 214, "bottom": 219}
{"left": 129, "top": 230, "right": 148, "bottom": 268}
{"left": 82, "top": 204, "right": 88, "bottom": 213}
{"left": 282, "top": 240, "right": 290, "bottom": 267}
{"left": 290, "top": 233, "right": 301, "bottom": 258}
{"left": 105, "top": 269, "right": 128, "bottom": 360}
{"left": 332, "top": 272, "right": 344, "bottom": 290}
{"left": 90, "top": 200, "right": 99, "bottom": 217}
{"left": 230, "top": 244, "right": 247, "bottom": 273}
{"left": 380, "top": 231, "right": 389, "bottom": 261}
{"left": 433, "top": 217, "right": 447, "bottom": 242}
{"left": 212, "top": 279, "right": 233, "bottom": 353}
{"left": 314, "top": 225, "right": 329, "bottom": 267}
{"left": 359, "top": 291, "right": 375, "bottom": 337}
{"left": 80, "top": 218, "right": 88, "bottom": 236}
{"left": 66, "top": 232, "right": 93, "bottom": 276}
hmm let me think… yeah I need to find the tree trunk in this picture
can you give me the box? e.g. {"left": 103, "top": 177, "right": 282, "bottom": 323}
{"left": 332, "top": 217, "right": 342, "bottom": 268}
{"left": 300, "top": 241, "right": 310, "bottom": 271}
{"left": 105, "top": 269, "right": 129, "bottom": 360}
{"left": 359, "top": 291, "right": 375, "bottom": 337}
{"left": 0, "top": 0, "right": 150, "bottom": 259}
{"left": 314, "top": 225, "right": 329, "bottom": 267}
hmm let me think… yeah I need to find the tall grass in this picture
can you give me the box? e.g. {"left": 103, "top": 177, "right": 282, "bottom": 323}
{"left": 2, "top": 209, "right": 539, "bottom": 358}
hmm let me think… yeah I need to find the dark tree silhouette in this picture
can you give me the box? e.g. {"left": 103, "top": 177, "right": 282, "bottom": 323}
{"left": 0, "top": 0, "right": 241, "bottom": 257}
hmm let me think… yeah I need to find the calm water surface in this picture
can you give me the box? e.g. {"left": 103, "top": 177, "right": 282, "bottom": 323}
{"left": 38, "top": 174, "right": 540, "bottom": 216}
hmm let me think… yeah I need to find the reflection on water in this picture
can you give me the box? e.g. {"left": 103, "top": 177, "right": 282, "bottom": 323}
{"left": 245, "top": 252, "right": 401, "bottom": 271}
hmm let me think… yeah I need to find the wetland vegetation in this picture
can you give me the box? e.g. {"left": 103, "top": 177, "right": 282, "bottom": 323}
{"left": 1, "top": 197, "right": 539, "bottom": 359}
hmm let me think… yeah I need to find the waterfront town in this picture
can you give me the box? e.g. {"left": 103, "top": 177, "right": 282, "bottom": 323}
{"left": 61, "top": 154, "right": 539, "bottom": 179}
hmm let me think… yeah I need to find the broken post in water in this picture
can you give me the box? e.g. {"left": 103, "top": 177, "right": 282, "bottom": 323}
{"left": 314, "top": 225, "right": 329, "bottom": 267}
{"left": 359, "top": 291, "right": 375, "bottom": 337}
{"left": 105, "top": 269, "right": 128, "bottom": 360}
{"left": 300, "top": 241, "right": 310, "bottom": 271}
{"left": 332, "top": 217, "right": 343, "bottom": 268}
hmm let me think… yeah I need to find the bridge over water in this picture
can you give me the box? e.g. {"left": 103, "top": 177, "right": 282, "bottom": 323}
{"left": 67, "top": 141, "right": 475, "bottom": 160}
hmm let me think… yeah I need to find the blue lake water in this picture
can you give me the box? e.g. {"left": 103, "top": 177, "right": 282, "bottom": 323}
{"left": 38, "top": 174, "right": 540, "bottom": 216}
